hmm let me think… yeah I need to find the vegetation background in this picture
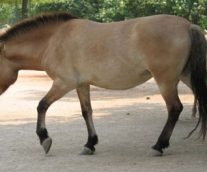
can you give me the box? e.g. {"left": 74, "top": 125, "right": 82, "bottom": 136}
{"left": 0, "top": 0, "right": 207, "bottom": 29}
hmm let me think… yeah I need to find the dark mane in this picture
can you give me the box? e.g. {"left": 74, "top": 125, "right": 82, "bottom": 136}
{"left": 0, "top": 12, "right": 78, "bottom": 42}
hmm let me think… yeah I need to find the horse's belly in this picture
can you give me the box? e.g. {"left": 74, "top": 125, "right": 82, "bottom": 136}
{"left": 90, "top": 69, "right": 152, "bottom": 90}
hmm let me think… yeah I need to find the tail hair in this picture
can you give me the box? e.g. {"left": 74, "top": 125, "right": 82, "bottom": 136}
{"left": 188, "top": 24, "right": 207, "bottom": 139}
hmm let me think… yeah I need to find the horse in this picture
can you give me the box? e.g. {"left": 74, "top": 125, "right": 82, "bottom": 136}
{"left": 0, "top": 12, "right": 207, "bottom": 156}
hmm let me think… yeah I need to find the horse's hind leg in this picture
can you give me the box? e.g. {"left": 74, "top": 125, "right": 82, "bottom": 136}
{"left": 36, "top": 80, "right": 73, "bottom": 154}
{"left": 76, "top": 85, "right": 98, "bottom": 155}
{"left": 152, "top": 79, "right": 183, "bottom": 155}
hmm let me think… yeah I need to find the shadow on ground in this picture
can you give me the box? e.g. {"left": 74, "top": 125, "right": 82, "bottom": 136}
{"left": 0, "top": 101, "right": 206, "bottom": 172}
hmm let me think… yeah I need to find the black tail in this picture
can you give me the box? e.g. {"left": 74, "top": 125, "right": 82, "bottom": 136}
{"left": 188, "top": 24, "right": 207, "bottom": 139}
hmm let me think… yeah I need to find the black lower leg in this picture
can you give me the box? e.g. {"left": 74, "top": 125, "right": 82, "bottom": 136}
{"left": 152, "top": 133, "right": 170, "bottom": 153}
{"left": 36, "top": 128, "right": 49, "bottom": 144}
{"left": 85, "top": 135, "right": 98, "bottom": 152}
{"left": 36, "top": 99, "right": 50, "bottom": 144}
{"left": 153, "top": 103, "right": 183, "bottom": 153}
{"left": 152, "top": 120, "right": 174, "bottom": 153}
{"left": 82, "top": 109, "right": 98, "bottom": 152}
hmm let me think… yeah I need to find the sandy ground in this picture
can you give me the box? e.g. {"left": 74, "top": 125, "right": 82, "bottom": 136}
{"left": 0, "top": 71, "right": 207, "bottom": 172}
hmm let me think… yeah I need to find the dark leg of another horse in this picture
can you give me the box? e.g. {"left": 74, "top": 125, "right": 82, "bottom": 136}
{"left": 77, "top": 85, "right": 98, "bottom": 155}
{"left": 152, "top": 81, "right": 183, "bottom": 155}
{"left": 36, "top": 80, "right": 71, "bottom": 154}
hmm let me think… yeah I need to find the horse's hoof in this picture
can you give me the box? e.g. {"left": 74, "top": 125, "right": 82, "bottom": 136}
{"left": 80, "top": 147, "right": 94, "bottom": 155}
{"left": 151, "top": 145, "right": 163, "bottom": 156}
{"left": 42, "top": 137, "right": 52, "bottom": 154}
{"left": 150, "top": 148, "right": 163, "bottom": 156}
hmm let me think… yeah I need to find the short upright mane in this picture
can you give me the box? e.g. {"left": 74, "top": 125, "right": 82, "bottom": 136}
{"left": 0, "top": 12, "right": 78, "bottom": 42}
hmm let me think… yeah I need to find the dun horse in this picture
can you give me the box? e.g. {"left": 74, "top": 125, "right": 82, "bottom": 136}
{"left": 0, "top": 13, "right": 207, "bottom": 155}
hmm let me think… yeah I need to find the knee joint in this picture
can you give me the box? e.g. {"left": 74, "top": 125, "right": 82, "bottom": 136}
{"left": 37, "top": 100, "right": 49, "bottom": 113}
{"left": 170, "top": 103, "right": 183, "bottom": 122}
{"left": 173, "top": 103, "right": 183, "bottom": 114}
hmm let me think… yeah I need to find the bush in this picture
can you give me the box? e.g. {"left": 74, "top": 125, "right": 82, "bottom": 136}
{"left": 1, "top": 0, "right": 207, "bottom": 29}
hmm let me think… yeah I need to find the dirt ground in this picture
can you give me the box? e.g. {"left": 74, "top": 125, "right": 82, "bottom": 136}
{"left": 0, "top": 71, "right": 207, "bottom": 172}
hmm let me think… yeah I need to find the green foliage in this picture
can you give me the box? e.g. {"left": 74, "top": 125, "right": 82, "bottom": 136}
{"left": 124, "top": 0, "right": 207, "bottom": 28}
{"left": 31, "top": 1, "right": 70, "bottom": 15}
{"left": 0, "top": 3, "right": 12, "bottom": 24}
{"left": 1, "top": 0, "right": 207, "bottom": 29}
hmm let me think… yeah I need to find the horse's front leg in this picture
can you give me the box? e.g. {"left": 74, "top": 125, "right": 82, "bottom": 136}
{"left": 36, "top": 79, "right": 73, "bottom": 154}
{"left": 76, "top": 85, "right": 98, "bottom": 155}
